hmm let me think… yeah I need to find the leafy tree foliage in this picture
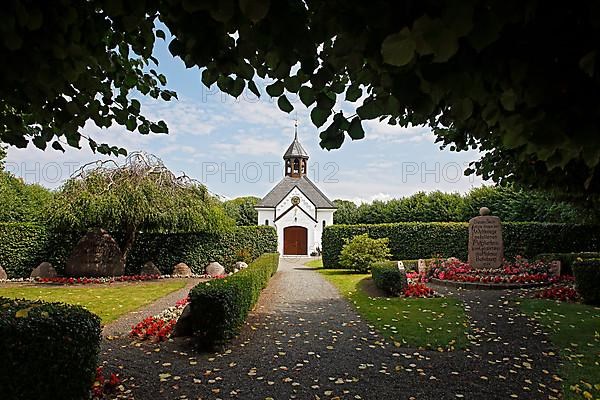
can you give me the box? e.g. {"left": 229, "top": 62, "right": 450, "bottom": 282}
{"left": 157, "top": 1, "right": 600, "bottom": 196}
{"left": 0, "top": 171, "right": 53, "bottom": 223}
{"left": 333, "top": 186, "right": 590, "bottom": 225}
{"left": 223, "top": 196, "right": 259, "bottom": 226}
{"left": 49, "top": 152, "right": 231, "bottom": 261}
{"left": 333, "top": 200, "right": 359, "bottom": 225}
{"left": 3, "top": 2, "right": 600, "bottom": 195}
{"left": 0, "top": 145, "right": 6, "bottom": 169}
{"left": 0, "top": 1, "right": 175, "bottom": 155}
{"left": 339, "top": 233, "right": 391, "bottom": 273}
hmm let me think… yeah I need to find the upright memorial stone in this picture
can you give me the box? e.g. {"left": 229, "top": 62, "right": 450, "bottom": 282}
{"left": 417, "top": 259, "right": 427, "bottom": 274}
{"left": 468, "top": 207, "right": 504, "bottom": 269}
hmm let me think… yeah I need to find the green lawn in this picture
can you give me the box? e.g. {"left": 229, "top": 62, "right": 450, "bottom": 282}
{"left": 519, "top": 299, "right": 600, "bottom": 400}
{"left": 304, "top": 258, "right": 324, "bottom": 268}
{"left": 308, "top": 260, "right": 468, "bottom": 350}
{"left": 0, "top": 280, "right": 189, "bottom": 324}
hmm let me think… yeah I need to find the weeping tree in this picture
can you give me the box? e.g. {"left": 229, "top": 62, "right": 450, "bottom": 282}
{"left": 49, "top": 152, "right": 232, "bottom": 262}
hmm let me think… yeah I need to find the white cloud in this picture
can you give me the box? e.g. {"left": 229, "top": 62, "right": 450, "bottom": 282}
{"left": 142, "top": 96, "right": 218, "bottom": 137}
{"left": 364, "top": 121, "right": 435, "bottom": 144}
{"left": 212, "top": 135, "right": 287, "bottom": 156}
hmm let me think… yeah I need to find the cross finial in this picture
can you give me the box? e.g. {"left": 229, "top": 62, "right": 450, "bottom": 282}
{"left": 294, "top": 113, "right": 298, "bottom": 140}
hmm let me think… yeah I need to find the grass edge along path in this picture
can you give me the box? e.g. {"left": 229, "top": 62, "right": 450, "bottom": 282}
{"left": 307, "top": 259, "right": 469, "bottom": 351}
{"left": 519, "top": 299, "right": 600, "bottom": 400}
{"left": 0, "top": 280, "right": 189, "bottom": 324}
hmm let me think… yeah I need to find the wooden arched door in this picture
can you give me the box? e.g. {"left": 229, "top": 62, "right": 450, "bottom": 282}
{"left": 283, "top": 226, "right": 308, "bottom": 255}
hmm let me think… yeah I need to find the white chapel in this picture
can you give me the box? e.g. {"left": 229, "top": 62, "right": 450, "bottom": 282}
{"left": 255, "top": 131, "right": 336, "bottom": 256}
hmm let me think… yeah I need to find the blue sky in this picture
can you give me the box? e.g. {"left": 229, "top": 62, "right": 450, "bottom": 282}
{"left": 6, "top": 30, "right": 485, "bottom": 203}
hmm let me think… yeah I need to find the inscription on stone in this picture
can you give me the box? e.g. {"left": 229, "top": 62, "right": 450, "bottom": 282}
{"left": 468, "top": 210, "right": 503, "bottom": 269}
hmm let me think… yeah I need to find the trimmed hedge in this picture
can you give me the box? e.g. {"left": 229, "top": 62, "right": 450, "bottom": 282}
{"left": 126, "top": 226, "right": 278, "bottom": 274}
{"left": 189, "top": 253, "right": 279, "bottom": 349}
{"left": 371, "top": 261, "right": 407, "bottom": 296}
{"left": 537, "top": 252, "right": 600, "bottom": 275}
{"left": 0, "top": 297, "right": 101, "bottom": 400}
{"left": 572, "top": 259, "right": 600, "bottom": 305}
{"left": 0, "top": 223, "right": 49, "bottom": 278}
{"left": 0, "top": 223, "right": 277, "bottom": 278}
{"left": 323, "top": 222, "right": 600, "bottom": 268}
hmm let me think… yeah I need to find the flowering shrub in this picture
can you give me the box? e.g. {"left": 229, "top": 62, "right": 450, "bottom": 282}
{"left": 129, "top": 296, "right": 190, "bottom": 342}
{"left": 403, "top": 283, "right": 436, "bottom": 298}
{"left": 533, "top": 285, "right": 579, "bottom": 302}
{"left": 92, "top": 367, "right": 121, "bottom": 399}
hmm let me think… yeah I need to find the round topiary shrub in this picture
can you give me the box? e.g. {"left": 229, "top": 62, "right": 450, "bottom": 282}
{"left": 0, "top": 297, "right": 102, "bottom": 400}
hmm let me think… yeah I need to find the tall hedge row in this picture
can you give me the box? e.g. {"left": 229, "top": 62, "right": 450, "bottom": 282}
{"left": 0, "top": 223, "right": 50, "bottom": 278}
{"left": 0, "top": 223, "right": 277, "bottom": 278}
{"left": 126, "top": 226, "right": 278, "bottom": 274}
{"left": 322, "top": 222, "right": 600, "bottom": 268}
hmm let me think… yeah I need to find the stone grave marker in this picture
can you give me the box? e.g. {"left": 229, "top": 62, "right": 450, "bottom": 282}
{"left": 397, "top": 261, "right": 405, "bottom": 271}
{"left": 549, "top": 260, "right": 561, "bottom": 276}
{"left": 468, "top": 207, "right": 504, "bottom": 269}
{"left": 417, "top": 259, "right": 427, "bottom": 274}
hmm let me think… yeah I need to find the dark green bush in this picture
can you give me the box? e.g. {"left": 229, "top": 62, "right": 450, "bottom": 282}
{"left": 338, "top": 233, "right": 391, "bottom": 272}
{"left": 572, "top": 259, "right": 600, "bottom": 305}
{"left": 189, "top": 253, "right": 279, "bottom": 349}
{"left": 371, "top": 261, "right": 407, "bottom": 296}
{"left": 323, "top": 222, "right": 600, "bottom": 268}
{"left": 0, "top": 297, "right": 101, "bottom": 400}
{"left": 536, "top": 252, "right": 600, "bottom": 275}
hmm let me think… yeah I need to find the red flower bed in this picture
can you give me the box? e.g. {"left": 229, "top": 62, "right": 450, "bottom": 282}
{"left": 36, "top": 274, "right": 161, "bottom": 285}
{"left": 175, "top": 296, "right": 190, "bottom": 307}
{"left": 403, "top": 283, "right": 435, "bottom": 298}
{"left": 130, "top": 316, "right": 177, "bottom": 342}
{"left": 129, "top": 296, "right": 190, "bottom": 342}
{"left": 406, "top": 271, "right": 428, "bottom": 283}
{"left": 92, "top": 366, "right": 121, "bottom": 399}
{"left": 430, "top": 257, "right": 565, "bottom": 285}
{"left": 534, "top": 285, "right": 579, "bottom": 301}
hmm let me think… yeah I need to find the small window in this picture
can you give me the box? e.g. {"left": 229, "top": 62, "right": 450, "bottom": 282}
{"left": 265, "top": 220, "right": 269, "bottom": 226}
{"left": 322, "top": 220, "right": 326, "bottom": 229}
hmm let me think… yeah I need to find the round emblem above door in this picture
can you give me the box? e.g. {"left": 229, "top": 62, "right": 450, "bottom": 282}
{"left": 291, "top": 196, "right": 300, "bottom": 205}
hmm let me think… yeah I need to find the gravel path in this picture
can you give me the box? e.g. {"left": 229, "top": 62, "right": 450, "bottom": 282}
{"left": 100, "top": 258, "right": 563, "bottom": 399}
{"left": 102, "top": 278, "right": 203, "bottom": 337}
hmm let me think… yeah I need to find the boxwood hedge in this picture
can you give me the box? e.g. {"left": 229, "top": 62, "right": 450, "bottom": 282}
{"left": 323, "top": 222, "right": 600, "bottom": 268}
{"left": 371, "top": 261, "right": 407, "bottom": 296}
{"left": 189, "top": 252, "right": 279, "bottom": 349}
{"left": 536, "top": 252, "right": 600, "bottom": 275}
{"left": 0, "top": 223, "right": 277, "bottom": 278}
{"left": 0, "top": 297, "right": 101, "bottom": 400}
{"left": 572, "top": 259, "right": 600, "bottom": 305}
